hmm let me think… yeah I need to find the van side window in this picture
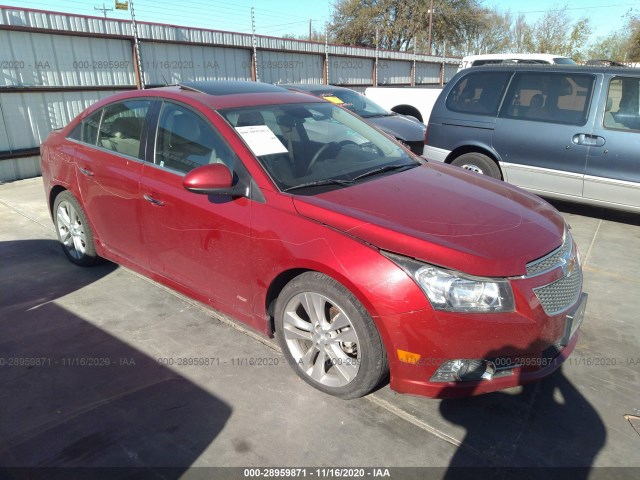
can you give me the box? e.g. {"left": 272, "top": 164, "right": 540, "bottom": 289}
{"left": 500, "top": 72, "right": 594, "bottom": 126}
{"left": 445, "top": 72, "right": 511, "bottom": 116}
{"left": 604, "top": 77, "right": 640, "bottom": 130}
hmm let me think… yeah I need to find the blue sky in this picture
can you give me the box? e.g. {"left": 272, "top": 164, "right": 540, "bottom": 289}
{"left": 2, "top": 0, "right": 638, "bottom": 41}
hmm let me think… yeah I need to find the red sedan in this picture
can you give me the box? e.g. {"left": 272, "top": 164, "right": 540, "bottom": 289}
{"left": 41, "top": 81, "right": 586, "bottom": 399}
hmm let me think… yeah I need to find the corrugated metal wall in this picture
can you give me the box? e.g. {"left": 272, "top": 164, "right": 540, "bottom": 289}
{"left": 1, "top": 30, "right": 135, "bottom": 87}
{"left": 141, "top": 43, "right": 251, "bottom": 85}
{"left": 257, "top": 51, "right": 323, "bottom": 85}
{"left": 443, "top": 63, "right": 459, "bottom": 83}
{"left": 0, "top": 5, "right": 459, "bottom": 182}
{"left": 0, "top": 90, "right": 121, "bottom": 151}
{"left": 328, "top": 56, "right": 374, "bottom": 86}
{"left": 415, "top": 62, "right": 442, "bottom": 85}
{"left": 377, "top": 60, "right": 412, "bottom": 85}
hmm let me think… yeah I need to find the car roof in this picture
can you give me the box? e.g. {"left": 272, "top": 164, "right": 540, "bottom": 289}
{"left": 145, "top": 81, "right": 324, "bottom": 110}
{"left": 280, "top": 83, "right": 350, "bottom": 94}
{"left": 457, "top": 64, "right": 633, "bottom": 75}
{"left": 462, "top": 53, "right": 570, "bottom": 62}
{"left": 180, "top": 80, "right": 287, "bottom": 96}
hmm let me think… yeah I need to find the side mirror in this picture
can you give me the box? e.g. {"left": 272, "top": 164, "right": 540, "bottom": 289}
{"left": 183, "top": 164, "right": 237, "bottom": 195}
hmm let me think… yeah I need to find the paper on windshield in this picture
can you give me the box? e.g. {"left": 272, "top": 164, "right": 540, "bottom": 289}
{"left": 235, "top": 125, "right": 288, "bottom": 157}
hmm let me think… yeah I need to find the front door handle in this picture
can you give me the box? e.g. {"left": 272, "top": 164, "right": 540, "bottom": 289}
{"left": 572, "top": 134, "right": 605, "bottom": 147}
{"left": 78, "top": 167, "right": 94, "bottom": 176}
{"left": 143, "top": 194, "right": 165, "bottom": 206}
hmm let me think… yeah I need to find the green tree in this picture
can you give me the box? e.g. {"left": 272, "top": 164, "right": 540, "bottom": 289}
{"left": 511, "top": 14, "right": 534, "bottom": 53}
{"left": 587, "top": 32, "right": 631, "bottom": 62}
{"left": 330, "top": 0, "right": 483, "bottom": 53}
{"left": 531, "top": 7, "right": 590, "bottom": 61}
{"left": 626, "top": 16, "right": 640, "bottom": 61}
{"left": 456, "top": 7, "right": 511, "bottom": 56}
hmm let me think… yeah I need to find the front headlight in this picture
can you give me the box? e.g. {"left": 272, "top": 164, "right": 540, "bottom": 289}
{"left": 383, "top": 252, "right": 515, "bottom": 313}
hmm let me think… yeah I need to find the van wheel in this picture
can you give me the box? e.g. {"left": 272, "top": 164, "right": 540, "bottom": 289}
{"left": 275, "top": 272, "right": 388, "bottom": 399}
{"left": 451, "top": 153, "right": 501, "bottom": 179}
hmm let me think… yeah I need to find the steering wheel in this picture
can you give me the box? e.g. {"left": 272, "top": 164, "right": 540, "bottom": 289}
{"left": 358, "top": 141, "right": 385, "bottom": 157}
{"left": 307, "top": 142, "right": 339, "bottom": 173}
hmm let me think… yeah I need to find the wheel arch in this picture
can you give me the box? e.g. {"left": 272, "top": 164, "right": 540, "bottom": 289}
{"left": 49, "top": 185, "right": 67, "bottom": 218}
{"left": 390, "top": 105, "right": 423, "bottom": 123}
{"left": 265, "top": 268, "right": 311, "bottom": 336}
{"left": 264, "top": 265, "right": 383, "bottom": 337}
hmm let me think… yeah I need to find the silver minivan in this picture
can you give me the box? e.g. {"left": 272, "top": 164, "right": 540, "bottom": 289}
{"left": 424, "top": 65, "right": 640, "bottom": 213}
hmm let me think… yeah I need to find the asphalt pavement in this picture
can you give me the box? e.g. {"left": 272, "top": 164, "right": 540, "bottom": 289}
{"left": 1, "top": 177, "right": 639, "bottom": 479}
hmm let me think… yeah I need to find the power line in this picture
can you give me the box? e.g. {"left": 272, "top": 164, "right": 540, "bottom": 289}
{"left": 509, "top": 2, "right": 637, "bottom": 15}
{"left": 93, "top": 3, "right": 112, "bottom": 18}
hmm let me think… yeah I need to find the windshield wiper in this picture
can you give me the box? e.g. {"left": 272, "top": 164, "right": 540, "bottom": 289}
{"left": 361, "top": 112, "right": 393, "bottom": 118}
{"left": 350, "top": 163, "right": 417, "bottom": 183}
{"left": 283, "top": 178, "right": 353, "bottom": 193}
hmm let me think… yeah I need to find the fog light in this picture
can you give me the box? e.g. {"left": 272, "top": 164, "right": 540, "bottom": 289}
{"left": 430, "top": 359, "right": 496, "bottom": 382}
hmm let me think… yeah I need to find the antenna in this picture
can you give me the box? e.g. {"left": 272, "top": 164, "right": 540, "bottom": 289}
{"left": 94, "top": 3, "right": 113, "bottom": 18}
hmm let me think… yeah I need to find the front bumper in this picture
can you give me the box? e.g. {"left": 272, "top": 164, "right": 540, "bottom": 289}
{"left": 375, "top": 292, "right": 587, "bottom": 398}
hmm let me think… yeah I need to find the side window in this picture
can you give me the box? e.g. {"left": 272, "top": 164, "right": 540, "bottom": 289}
{"left": 67, "top": 109, "right": 101, "bottom": 144}
{"left": 445, "top": 72, "right": 511, "bottom": 116}
{"left": 155, "top": 102, "right": 237, "bottom": 174}
{"left": 98, "top": 100, "right": 150, "bottom": 159}
{"left": 500, "top": 72, "right": 594, "bottom": 126}
{"left": 604, "top": 77, "right": 640, "bottom": 130}
{"left": 82, "top": 110, "right": 102, "bottom": 145}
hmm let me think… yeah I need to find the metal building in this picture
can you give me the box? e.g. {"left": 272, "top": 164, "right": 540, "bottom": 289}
{"left": 0, "top": 5, "right": 458, "bottom": 182}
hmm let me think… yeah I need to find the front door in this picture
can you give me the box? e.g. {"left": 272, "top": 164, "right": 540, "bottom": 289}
{"left": 139, "top": 101, "right": 253, "bottom": 315}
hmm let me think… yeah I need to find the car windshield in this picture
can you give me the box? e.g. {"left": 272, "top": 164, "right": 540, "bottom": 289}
{"left": 553, "top": 57, "right": 577, "bottom": 65}
{"left": 318, "top": 89, "right": 390, "bottom": 118}
{"left": 220, "top": 102, "right": 420, "bottom": 194}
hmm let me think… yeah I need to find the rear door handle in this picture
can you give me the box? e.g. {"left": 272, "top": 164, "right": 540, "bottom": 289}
{"left": 143, "top": 194, "right": 165, "bottom": 206}
{"left": 78, "top": 167, "right": 94, "bottom": 176}
{"left": 572, "top": 134, "right": 605, "bottom": 147}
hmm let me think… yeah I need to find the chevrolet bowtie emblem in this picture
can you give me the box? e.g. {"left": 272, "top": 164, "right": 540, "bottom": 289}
{"left": 560, "top": 255, "right": 577, "bottom": 277}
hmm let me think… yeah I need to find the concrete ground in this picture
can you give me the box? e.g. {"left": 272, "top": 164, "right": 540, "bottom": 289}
{"left": 1, "top": 177, "right": 639, "bottom": 478}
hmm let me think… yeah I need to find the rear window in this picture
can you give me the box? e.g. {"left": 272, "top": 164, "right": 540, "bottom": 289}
{"left": 445, "top": 72, "right": 511, "bottom": 116}
{"left": 499, "top": 72, "right": 595, "bottom": 126}
{"left": 553, "top": 58, "right": 577, "bottom": 65}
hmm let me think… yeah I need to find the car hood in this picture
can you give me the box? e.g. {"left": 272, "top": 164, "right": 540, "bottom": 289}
{"left": 292, "top": 163, "right": 565, "bottom": 277}
{"left": 367, "top": 114, "right": 426, "bottom": 142}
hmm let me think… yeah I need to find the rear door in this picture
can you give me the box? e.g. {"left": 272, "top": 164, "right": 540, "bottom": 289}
{"left": 74, "top": 99, "right": 153, "bottom": 261}
{"left": 492, "top": 70, "right": 597, "bottom": 198}
{"left": 585, "top": 74, "right": 640, "bottom": 209}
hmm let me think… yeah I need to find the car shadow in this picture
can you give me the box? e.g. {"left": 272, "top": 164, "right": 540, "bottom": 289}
{"left": 439, "top": 342, "right": 606, "bottom": 478}
{"left": 0, "top": 239, "right": 232, "bottom": 477}
{"left": 543, "top": 197, "right": 640, "bottom": 226}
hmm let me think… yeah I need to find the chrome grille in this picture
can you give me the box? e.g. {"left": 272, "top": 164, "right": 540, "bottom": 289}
{"left": 526, "top": 233, "right": 572, "bottom": 277}
{"left": 533, "top": 268, "right": 582, "bottom": 316}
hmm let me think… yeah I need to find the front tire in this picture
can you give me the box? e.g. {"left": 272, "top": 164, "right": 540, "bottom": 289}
{"left": 451, "top": 152, "right": 501, "bottom": 179}
{"left": 53, "top": 191, "right": 99, "bottom": 266}
{"left": 275, "top": 272, "right": 388, "bottom": 399}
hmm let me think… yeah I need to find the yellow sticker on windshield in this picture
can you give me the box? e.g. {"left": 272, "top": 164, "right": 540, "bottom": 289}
{"left": 322, "top": 95, "right": 344, "bottom": 105}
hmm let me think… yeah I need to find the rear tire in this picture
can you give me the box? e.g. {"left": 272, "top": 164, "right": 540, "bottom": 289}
{"left": 275, "top": 272, "right": 388, "bottom": 399}
{"left": 451, "top": 152, "right": 501, "bottom": 179}
{"left": 53, "top": 191, "right": 99, "bottom": 266}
